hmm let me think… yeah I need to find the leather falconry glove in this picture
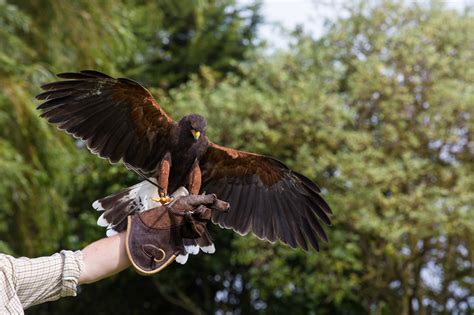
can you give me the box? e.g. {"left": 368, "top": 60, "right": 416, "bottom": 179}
{"left": 126, "top": 189, "right": 230, "bottom": 275}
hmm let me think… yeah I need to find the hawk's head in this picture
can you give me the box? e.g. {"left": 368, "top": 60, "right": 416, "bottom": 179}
{"left": 179, "top": 114, "right": 207, "bottom": 141}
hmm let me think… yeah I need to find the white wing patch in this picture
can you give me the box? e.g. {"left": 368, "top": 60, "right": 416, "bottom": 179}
{"left": 92, "top": 200, "right": 104, "bottom": 211}
{"left": 175, "top": 253, "right": 189, "bottom": 264}
{"left": 97, "top": 213, "right": 109, "bottom": 227}
{"left": 106, "top": 228, "right": 118, "bottom": 237}
{"left": 93, "top": 178, "right": 162, "bottom": 216}
{"left": 200, "top": 244, "right": 216, "bottom": 254}
{"left": 184, "top": 245, "right": 200, "bottom": 255}
{"left": 122, "top": 178, "right": 162, "bottom": 214}
{"left": 93, "top": 178, "right": 162, "bottom": 239}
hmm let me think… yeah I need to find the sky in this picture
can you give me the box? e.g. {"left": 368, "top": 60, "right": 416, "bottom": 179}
{"left": 250, "top": 0, "right": 472, "bottom": 48}
{"left": 257, "top": 0, "right": 335, "bottom": 48}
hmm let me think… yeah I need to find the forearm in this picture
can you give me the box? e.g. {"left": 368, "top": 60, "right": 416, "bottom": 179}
{"left": 79, "top": 232, "right": 130, "bottom": 284}
{"left": 1, "top": 250, "right": 84, "bottom": 310}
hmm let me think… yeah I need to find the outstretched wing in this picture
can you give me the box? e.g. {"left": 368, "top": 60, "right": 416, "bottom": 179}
{"left": 199, "top": 142, "right": 332, "bottom": 251}
{"left": 36, "top": 70, "right": 175, "bottom": 172}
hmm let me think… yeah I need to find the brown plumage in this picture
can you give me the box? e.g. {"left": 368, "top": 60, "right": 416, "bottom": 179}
{"left": 36, "top": 70, "right": 332, "bottom": 251}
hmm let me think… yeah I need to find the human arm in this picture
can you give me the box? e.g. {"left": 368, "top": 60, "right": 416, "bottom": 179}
{"left": 0, "top": 250, "right": 84, "bottom": 312}
{"left": 0, "top": 192, "right": 229, "bottom": 311}
{"left": 0, "top": 233, "right": 129, "bottom": 312}
{"left": 79, "top": 232, "right": 130, "bottom": 284}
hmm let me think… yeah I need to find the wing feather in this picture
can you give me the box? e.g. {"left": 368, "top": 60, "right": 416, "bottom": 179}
{"left": 36, "top": 70, "right": 175, "bottom": 171}
{"left": 201, "top": 142, "right": 332, "bottom": 251}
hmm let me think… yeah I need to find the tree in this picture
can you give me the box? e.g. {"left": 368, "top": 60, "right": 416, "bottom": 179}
{"left": 125, "top": 0, "right": 262, "bottom": 88}
{"left": 0, "top": 0, "right": 78, "bottom": 256}
{"left": 0, "top": 0, "right": 262, "bottom": 256}
{"left": 1, "top": 1, "right": 472, "bottom": 314}
{"left": 314, "top": 2, "right": 474, "bottom": 313}
{"left": 147, "top": 2, "right": 473, "bottom": 314}
{"left": 205, "top": 2, "right": 472, "bottom": 314}
{"left": 0, "top": 0, "right": 263, "bottom": 314}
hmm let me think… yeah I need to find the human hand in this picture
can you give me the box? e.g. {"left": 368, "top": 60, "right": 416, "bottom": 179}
{"left": 126, "top": 193, "right": 230, "bottom": 275}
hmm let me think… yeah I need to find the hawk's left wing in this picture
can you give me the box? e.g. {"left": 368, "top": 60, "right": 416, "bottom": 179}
{"left": 199, "top": 142, "right": 332, "bottom": 251}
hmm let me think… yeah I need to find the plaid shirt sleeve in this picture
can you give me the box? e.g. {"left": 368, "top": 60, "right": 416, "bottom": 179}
{"left": 0, "top": 250, "right": 84, "bottom": 313}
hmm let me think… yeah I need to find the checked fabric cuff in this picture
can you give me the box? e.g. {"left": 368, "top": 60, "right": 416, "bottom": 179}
{"left": 0, "top": 249, "right": 84, "bottom": 313}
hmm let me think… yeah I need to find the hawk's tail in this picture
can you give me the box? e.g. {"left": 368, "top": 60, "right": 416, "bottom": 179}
{"left": 175, "top": 229, "right": 216, "bottom": 264}
{"left": 92, "top": 178, "right": 162, "bottom": 236}
{"left": 92, "top": 182, "right": 216, "bottom": 264}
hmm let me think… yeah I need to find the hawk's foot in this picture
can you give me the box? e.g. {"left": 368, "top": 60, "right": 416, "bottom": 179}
{"left": 152, "top": 191, "right": 173, "bottom": 204}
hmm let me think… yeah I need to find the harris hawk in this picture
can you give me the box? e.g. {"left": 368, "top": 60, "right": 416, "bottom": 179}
{"left": 36, "top": 70, "right": 332, "bottom": 255}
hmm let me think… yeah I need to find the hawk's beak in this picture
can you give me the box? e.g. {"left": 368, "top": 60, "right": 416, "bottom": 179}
{"left": 191, "top": 130, "right": 201, "bottom": 140}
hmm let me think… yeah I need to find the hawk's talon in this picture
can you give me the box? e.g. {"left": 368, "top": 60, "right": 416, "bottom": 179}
{"left": 152, "top": 196, "right": 173, "bottom": 204}
{"left": 152, "top": 191, "right": 173, "bottom": 204}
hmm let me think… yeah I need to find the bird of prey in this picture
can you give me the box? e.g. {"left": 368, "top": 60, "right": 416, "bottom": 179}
{"left": 36, "top": 70, "right": 332, "bottom": 253}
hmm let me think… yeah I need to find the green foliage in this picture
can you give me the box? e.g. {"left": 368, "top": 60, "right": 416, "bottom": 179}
{"left": 0, "top": 76, "right": 76, "bottom": 256}
{"left": 316, "top": 3, "right": 474, "bottom": 313}
{"left": 161, "top": 2, "right": 474, "bottom": 313}
{"left": 128, "top": 0, "right": 262, "bottom": 88}
{"left": 0, "top": 1, "right": 472, "bottom": 314}
{"left": 0, "top": 0, "right": 261, "bottom": 257}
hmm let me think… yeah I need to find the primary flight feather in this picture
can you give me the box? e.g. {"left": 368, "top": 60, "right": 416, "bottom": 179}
{"left": 36, "top": 70, "right": 332, "bottom": 251}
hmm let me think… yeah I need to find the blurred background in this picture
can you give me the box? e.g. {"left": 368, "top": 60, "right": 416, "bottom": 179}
{"left": 0, "top": 0, "right": 473, "bottom": 314}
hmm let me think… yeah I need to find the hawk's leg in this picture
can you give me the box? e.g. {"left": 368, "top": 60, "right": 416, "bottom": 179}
{"left": 152, "top": 152, "right": 173, "bottom": 204}
{"left": 187, "top": 159, "right": 202, "bottom": 195}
